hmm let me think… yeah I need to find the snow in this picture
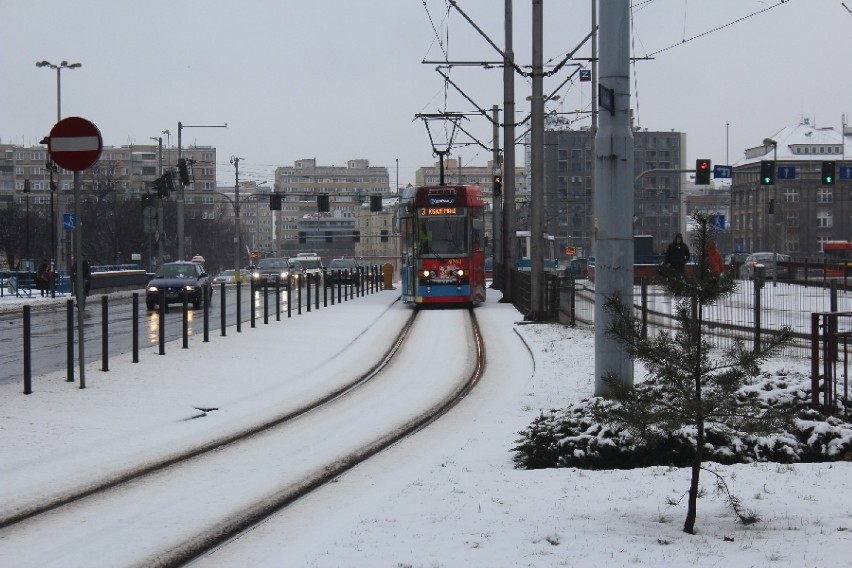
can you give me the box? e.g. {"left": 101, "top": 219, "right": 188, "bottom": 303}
{"left": 1, "top": 288, "right": 851, "bottom": 567}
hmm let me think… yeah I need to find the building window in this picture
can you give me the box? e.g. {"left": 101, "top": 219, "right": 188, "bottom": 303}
{"left": 817, "top": 210, "right": 833, "bottom": 228}
{"left": 817, "top": 188, "right": 833, "bottom": 203}
{"left": 784, "top": 188, "right": 799, "bottom": 203}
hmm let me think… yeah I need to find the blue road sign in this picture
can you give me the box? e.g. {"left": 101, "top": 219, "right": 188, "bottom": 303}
{"left": 579, "top": 69, "right": 591, "bottom": 82}
{"left": 777, "top": 166, "right": 797, "bottom": 180}
{"left": 840, "top": 166, "right": 852, "bottom": 180}
{"left": 713, "top": 165, "right": 732, "bottom": 178}
{"left": 63, "top": 213, "right": 76, "bottom": 231}
{"left": 709, "top": 214, "right": 726, "bottom": 230}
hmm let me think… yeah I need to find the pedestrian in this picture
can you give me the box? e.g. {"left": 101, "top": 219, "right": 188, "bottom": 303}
{"left": 664, "top": 233, "right": 690, "bottom": 273}
{"left": 36, "top": 258, "right": 51, "bottom": 297}
{"left": 706, "top": 240, "right": 724, "bottom": 275}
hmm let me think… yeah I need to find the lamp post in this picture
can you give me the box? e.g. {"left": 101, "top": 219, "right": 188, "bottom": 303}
{"left": 763, "top": 137, "right": 779, "bottom": 286}
{"left": 36, "top": 60, "right": 81, "bottom": 279}
{"left": 176, "top": 121, "right": 227, "bottom": 260}
{"left": 231, "top": 157, "right": 243, "bottom": 279}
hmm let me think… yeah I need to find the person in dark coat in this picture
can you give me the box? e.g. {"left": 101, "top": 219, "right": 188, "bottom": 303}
{"left": 36, "top": 258, "right": 52, "bottom": 297}
{"left": 664, "top": 233, "right": 690, "bottom": 273}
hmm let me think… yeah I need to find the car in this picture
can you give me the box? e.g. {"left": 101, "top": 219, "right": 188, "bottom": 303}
{"left": 354, "top": 259, "right": 374, "bottom": 284}
{"left": 289, "top": 253, "right": 324, "bottom": 281}
{"left": 251, "top": 257, "right": 293, "bottom": 286}
{"left": 146, "top": 261, "right": 213, "bottom": 310}
{"left": 326, "top": 258, "right": 359, "bottom": 286}
{"left": 724, "top": 252, "right": 751, "bottom": 278}
{"left": 213, "top": 269, "right": 237, "bottom": 285}
{"left": 738, "top": 252, "right": 792, "bottom": 280}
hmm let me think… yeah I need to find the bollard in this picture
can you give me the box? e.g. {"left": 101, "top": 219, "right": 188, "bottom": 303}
{"left": 236, "top": 280, "right": 242, "bottom": 333}
{"left": 102, "top": 295, "right": 109, "bottom": 371}
{"left": 182, "top": 290, "right": 189, "bottom": 349}
{"left": 132, "top": 293, "right": 140, "bottom": 363}
{"left": 23, "top": 305, "right": 32, "bottom": 395}
{"left": 220, "top": 282, "right": 227, "bottom": 336}
{"left": 158, "top": 291, "right": 166, "bottom": 355}
{"left": 66, "top": 300, "right": 74, "bottom": 381}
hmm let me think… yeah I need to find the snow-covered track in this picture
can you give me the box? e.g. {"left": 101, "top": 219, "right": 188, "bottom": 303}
{"left": 0, "top": 308, "right": 484, "bottom": 568}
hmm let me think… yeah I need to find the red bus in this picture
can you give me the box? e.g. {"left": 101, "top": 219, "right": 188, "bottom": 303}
{"left": 822, "top": 241, "right": 852, "bottom": 277}
{"left": 400, "top": 184, "right": 486, "bottom": 306}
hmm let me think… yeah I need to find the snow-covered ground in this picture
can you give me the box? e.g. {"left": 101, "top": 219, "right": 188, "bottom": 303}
{"left": 1, "top": 288, "right": 850, "bottom": 567}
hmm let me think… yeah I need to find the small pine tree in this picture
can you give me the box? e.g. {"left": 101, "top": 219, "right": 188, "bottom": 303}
{"left": 599, "top": 211, "right": 793, "bottom": 534}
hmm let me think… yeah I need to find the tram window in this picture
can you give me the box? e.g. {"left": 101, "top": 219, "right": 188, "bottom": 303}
{"left": 422, "top": 218, "right": 466, "bottom": 255}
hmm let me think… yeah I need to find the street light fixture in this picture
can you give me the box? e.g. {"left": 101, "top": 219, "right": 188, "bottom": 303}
{"left": 36, "top": 59, "right": 81, "bottom": 279}
{"left": 35, "top": 60, "right": 81, "bottom": 122}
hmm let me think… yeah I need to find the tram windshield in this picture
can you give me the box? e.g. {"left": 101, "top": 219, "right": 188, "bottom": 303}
{"left": 419, "top": 217, "right": 467, "bottom": 256}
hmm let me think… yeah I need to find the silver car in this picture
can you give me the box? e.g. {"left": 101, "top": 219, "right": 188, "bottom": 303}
{"left": 739, "top": 252, "right": 792, "bottom": 280}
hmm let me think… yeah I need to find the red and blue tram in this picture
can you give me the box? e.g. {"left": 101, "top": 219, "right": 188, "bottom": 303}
{"left": 400, "top": 184, "right": 486, "bottom": 306}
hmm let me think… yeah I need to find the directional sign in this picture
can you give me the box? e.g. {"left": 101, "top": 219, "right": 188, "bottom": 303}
{"left": 777, "top": 166, "right": 797, "bottom": 180}
{"left": 579, "top": 69, "right": 591, "bottom": 82}
{"left": 708, "top": 214, "right": 726, "bottom": 230}
{"left": 47, "top": 117, "right": 103, "bottom": 171}
{"left": 63, "top": 213, "right": 76, "bottom": 231}
{"left": 841, "top": 166, "right": 852, "bottom": 180}
{"left": 713, "top": 165, "right": 732, "bottom": 178}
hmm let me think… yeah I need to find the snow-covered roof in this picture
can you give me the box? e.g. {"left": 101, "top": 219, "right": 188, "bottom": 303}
{"left": 735, "top": 120, "right": 851, "bottom": 166}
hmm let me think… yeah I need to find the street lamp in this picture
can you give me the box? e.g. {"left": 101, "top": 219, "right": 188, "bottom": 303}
{"left": 35, "top": 60, "right": 81, "bottom": 122}
{"left": 36, "top": 59, "right": 81, "bottom": 279}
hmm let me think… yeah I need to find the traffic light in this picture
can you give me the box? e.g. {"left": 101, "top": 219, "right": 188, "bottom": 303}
{"left": 760, "top": 160, "right": 775, "bottom": 185}
{"left": 177, "top": 159, "right": 191, "bottom": 186}
{"left": 695, "top": 159, "right": 711, "bottom": 185}
{"left": 370, "top": 195, "right": 382, "bottom": 212}
{"left": 317, "top": 194, "right": 329, "bottom": 212}
{"left": 492, "top": 174, "right": 503, "bottom": 196}
{"left": 822, "top": 161, "right": 836, "bottom": 185}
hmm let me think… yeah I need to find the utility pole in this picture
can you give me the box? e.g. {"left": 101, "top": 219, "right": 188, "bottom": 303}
{"left": 502, "top": 0, "right": 517, "bottom": 300}
{"left": 529, "top": 0, "right": 544, "bottom": 318}
{"left": 593, "top": 0, "right": 634, "bottom": 395}
{"left": 231, "top": 156, "right": 243, "bottom": 280}
{"left": 156, "top": 137, "right": 164, "bottom": 269}
{"left": 492, "top": 105, "right": 502, "bottom": 276}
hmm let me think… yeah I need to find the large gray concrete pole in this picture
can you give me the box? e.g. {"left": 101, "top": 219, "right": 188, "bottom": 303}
{"left": 529, "top": 0, "right": 544, "bottom": 317}
{"left": 593, "top": 0, "right": 634, "bottom": 395}
{"left": 502, "top": 0, "right": 516, "bottom": 300}
{"left": 492, "top": 105, "right": 502, "bottom": 267}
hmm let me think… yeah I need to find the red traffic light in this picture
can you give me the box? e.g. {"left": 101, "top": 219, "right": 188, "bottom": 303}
{"left": 695, "top": 159, "right": 711, "bottom": 185}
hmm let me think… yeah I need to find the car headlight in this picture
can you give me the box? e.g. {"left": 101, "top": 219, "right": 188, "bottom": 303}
{"left": 252, "top": 272, "right": 260, "bottom": 279}
{"left": 148, "top": 285, "right": 159, "bottom": 293}
{"left": 280, "top": 271, "right": 289, "bottom": 279}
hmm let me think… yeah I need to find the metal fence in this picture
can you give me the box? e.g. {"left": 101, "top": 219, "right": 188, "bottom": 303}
{"left": 508, "top": 270, "right": 852, "bottom": 359}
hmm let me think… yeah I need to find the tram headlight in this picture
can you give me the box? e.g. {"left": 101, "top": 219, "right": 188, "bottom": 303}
{"left": 456, "top": 269, "right": 464, "bottom": 277}
{"left": 421, "top": 269, "right": 431, "bottom": 278}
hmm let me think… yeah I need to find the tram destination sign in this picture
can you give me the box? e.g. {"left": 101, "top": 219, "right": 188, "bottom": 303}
{"left": 421, "top": 206, "right": 462, "bottom": 216}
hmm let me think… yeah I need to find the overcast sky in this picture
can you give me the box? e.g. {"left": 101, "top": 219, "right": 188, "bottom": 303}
{"left": 2, "top": 1, "right": 849, "bottom": 188}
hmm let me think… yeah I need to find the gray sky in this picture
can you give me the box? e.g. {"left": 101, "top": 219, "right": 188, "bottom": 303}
{"left": 2, "top": 1, "right": 849, "bottom": 188}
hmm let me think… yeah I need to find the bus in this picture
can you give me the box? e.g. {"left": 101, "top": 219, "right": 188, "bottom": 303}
{"left": 400, "top": 184, "right": 486, "bottom": 306}
{"left": 822, "top": 241, "right": 852, "bottom": 277}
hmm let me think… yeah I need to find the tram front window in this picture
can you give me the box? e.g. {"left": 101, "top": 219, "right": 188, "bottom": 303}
{"left": 421, "top": 218, "right": 466, "bottom": 255}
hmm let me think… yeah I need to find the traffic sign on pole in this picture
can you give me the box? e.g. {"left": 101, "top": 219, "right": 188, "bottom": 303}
{"left": 47, "top": 117, "right": 103, "bottom": 172}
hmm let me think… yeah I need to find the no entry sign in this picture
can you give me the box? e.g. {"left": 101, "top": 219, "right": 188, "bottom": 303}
{"left": 48, "top": 116, "right": 103, "bottom": 171}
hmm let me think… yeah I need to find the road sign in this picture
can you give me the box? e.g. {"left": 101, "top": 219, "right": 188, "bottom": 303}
{"left": 63, "top": 213, "right": 76, "bottom": 231}
{"left": 47, "top": 117, "right": 103, "bottom": 171}
{"left": 579, "top": 69, "right": 591, "bottom": 82}
{"left": 840, "top": 166, "right": 852, "bottom": 180}
{"left": 565, "top": 246, "right": 576, "bottom": 255}
{"left": 777, "top": 166, "right": 797, "bottom": 180}
{"left": 713, "top": 165, "right": 732, "bottom": 178}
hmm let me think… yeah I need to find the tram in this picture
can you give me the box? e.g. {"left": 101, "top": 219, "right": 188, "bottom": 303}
{"left": 400, "top": 184, "right": 487, "bottom": 306}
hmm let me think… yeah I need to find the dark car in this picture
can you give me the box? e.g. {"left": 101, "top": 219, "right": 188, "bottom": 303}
{"left": 354, "top": 259, "right": 374, "bottom": 284}
{"left": 326, "top": 258, "right": 359, "bottom": 286}
{"left": 146, "top": 261, "right": 213, "bottom": 310}
{"left": 251, "top": 257, "right": 293, "bottom": 286}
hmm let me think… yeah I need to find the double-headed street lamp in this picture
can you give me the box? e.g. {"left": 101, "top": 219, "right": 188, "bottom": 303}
{"left": 35, "top": 60, "right": 81, "bottom": 122}
{"left": 36, "top": 60, "right": 81, "bottom": 281}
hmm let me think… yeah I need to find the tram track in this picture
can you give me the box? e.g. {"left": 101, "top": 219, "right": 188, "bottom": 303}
{"left": 0, "top": 307, "right": 485, "bottom": 568}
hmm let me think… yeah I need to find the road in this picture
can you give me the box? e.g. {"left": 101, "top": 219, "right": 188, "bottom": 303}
{"left": 0, "top": 282, "right": 364, "bottom": 386}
